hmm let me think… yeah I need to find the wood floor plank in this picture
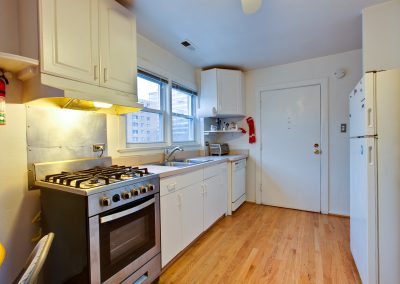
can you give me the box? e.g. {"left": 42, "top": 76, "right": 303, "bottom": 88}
{"left": 159, "top": 203, "right": 361, "bottom": 284}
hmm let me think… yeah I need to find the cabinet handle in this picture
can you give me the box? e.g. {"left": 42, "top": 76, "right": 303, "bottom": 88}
{"left": 94, "top": 65, "right": 98, "bottom": 81}
{"left": 167, "top": 183, "right": 176, "bottom": 192}
{"left": 177, "top": 193, "right": 182, "bottom": 208}
{"left": 104, "top": 67, "right": 108, "bottom": 83}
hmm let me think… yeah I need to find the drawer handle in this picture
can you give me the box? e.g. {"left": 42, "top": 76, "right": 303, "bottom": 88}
{"left": 167, "top": 183, "right": 177, "bottom": 191}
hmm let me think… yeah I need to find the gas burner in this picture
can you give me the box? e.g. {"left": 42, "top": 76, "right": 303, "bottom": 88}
{"left": 42, "top": 165, "right": 152, "bottom": 189}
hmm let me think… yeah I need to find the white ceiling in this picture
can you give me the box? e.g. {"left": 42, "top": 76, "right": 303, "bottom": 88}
{"left": 134, "top": 0, "right": 389, "bottom": 70}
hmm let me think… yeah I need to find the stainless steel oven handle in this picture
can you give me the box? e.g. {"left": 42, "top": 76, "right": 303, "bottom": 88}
{"left": 100, "top": 198, "right": 155, "bottom": 224}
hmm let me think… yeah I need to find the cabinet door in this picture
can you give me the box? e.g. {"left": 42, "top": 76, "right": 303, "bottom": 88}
{"left": 204, "top": 175, "right": 224, "bottom": 230}
{"left": 181, "top": 182, "right": 204, "bottom": 248}
{"left": 40, "top": 0, "right": 99, "bottom": 84}
{"left": 99, "top": 0, "right": 137, "bottom": 93}
{"left": 199, "top": 69, "right": 218, "bottom": 117}
{"left": 217, "top": 69, "right": 243, "bottom": 115}
{"left": 160, "top": 192, "right": 182, "bottom": 267}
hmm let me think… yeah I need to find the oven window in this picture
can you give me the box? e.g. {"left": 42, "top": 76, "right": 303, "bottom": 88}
{"left": 100, "top": 196, "right": 156, "bottom": 282}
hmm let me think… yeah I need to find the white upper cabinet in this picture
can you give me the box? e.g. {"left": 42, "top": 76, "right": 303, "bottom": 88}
{"left": 199, "top": 68, "right": 245, "bottom": 117}
{"left": 40, "top": 0, "right": 136, "bottom": 93}
{"left": 99, "top": 0, "right": 136, "bottom": 93}
{"left": 41, "top": 0, "right": 99, "bottom": 85}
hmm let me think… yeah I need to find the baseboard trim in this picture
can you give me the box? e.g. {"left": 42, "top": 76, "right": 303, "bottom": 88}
{"left": 328, "top": 213, "right": 350, "bottom": 218}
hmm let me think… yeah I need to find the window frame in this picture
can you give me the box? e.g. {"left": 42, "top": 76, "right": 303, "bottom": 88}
{"left": 171, "top": 82, "right": 197, "bottom": 143}
{"left": 126, "top": 69, "right": 168, "bottom": 146}
{"left": 121, "top": 68, "right": 200, "bottom": 153}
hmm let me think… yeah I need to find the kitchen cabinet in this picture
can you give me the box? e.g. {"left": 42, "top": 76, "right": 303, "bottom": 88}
{"left": 99, "top": 0, "right": 137, "bottom": 92}
{"left": 41, "top": 0, "right": 136, "bottom": 93}
{"left": 204, "top": 164, "right": 228, "bottom": 229}
{"left": 41, "top": 0, "right": 99, "bottom": 85}
{"left": 160, "top": 163, "right": 227, "bottom": 267}
{"left": 181, "top": 183, "right": 204, "bottom": 249}
{"left": 160, "top": 181, "right": 203, "bottom": 267}
{"left": 160, "top": 191, "right": 182, "bottom": 267}
{"left": 199, "top": 68, "right": 245, "bottom": 117}
{"left": 362, "top": 1, "right": 400, "bottom": 72}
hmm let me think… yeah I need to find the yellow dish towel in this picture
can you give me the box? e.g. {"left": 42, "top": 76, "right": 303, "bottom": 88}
{"left": 0, "top": 243, "right": 5, "bottom": 267}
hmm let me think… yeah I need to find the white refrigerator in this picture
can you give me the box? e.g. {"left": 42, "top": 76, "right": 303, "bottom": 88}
{"left": 349, "top": 69, "right": 400, "bottom": 284}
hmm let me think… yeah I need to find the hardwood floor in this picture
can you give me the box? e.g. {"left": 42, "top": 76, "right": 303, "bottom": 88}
{"left": 159, "top": 203, "right": 361, "bottom": 284}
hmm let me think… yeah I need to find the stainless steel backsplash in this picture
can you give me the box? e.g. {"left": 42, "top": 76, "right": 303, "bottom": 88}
{"left": 26, "top": 105, "right": 107, "bottom": 189}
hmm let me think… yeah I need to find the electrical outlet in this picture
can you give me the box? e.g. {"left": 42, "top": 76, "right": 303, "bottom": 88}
{"left": 93, "top": 143, "right": 105, "bottom": 152}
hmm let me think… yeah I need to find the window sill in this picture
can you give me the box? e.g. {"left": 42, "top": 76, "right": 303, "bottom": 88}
{"left": 117, "top": 143, "right": 202, "bottom": 155}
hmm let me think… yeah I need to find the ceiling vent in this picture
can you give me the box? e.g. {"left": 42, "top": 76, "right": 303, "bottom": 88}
{"left": 180, "top": 40, "right": 196, "bottom": 51}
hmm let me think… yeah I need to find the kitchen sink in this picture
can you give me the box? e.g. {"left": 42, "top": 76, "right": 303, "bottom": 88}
{"left": 147, "top": 159, "right": 212, "bottom": 167}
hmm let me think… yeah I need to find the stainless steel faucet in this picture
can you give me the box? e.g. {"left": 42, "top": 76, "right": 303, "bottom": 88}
{"left": 165, "top": 146, "right": 184, "bottom": 161}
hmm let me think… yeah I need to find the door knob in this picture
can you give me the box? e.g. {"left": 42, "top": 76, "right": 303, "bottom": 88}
{"left": 313, "top": 149, "right": 320, "bottom": 155}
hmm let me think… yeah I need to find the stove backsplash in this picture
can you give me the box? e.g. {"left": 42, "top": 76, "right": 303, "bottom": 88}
{"left": 27, "top": 106, "right": 107, "bottom": 190}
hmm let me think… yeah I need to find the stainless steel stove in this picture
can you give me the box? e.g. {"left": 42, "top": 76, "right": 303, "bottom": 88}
{"left": 34, "top": 157, "right": 161, "bottom": 284}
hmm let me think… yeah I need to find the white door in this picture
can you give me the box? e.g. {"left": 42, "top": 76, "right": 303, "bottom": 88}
{"left": 217, "top": 69, "right": 242, "bottom": 115}
{"left": 204, "top": 175, "right": 223, "bottom": 230}
{"left": 181, "top": 182, "right": 203, "bottom": 249}
{"left": 40, "top": 0, "right": 99, "bottom": 84}
{"left": 260, "top": 85, "right": 321, "bottom": 212}
{"left": 160, "top": 192, "right": 182, "bottom": 267}
{"left": 350, "top": 137, "right": 378, "bottom": 284}
{"left": 349, "top": 73, "right": 376, "bottom": 138}
{"left": 99, "top": 0, "right": 137, "bottom": 93}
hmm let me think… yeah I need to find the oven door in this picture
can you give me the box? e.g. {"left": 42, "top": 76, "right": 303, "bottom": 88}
{"left": 89, "top": 193, "right": 160, "bottom": 284}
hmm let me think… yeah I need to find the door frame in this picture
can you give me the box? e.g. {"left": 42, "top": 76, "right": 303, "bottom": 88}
{"left": 255, "top": 78, "right": 329, "bottom": 214}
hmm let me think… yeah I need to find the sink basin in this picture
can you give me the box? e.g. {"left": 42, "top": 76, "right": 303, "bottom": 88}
{"left": 147, "top": 159, "right": 212, "bottom": 167}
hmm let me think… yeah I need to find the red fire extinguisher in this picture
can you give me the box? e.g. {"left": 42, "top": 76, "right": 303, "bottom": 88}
{"left": 0, "top": 74, "right": 9, "bottom": 126}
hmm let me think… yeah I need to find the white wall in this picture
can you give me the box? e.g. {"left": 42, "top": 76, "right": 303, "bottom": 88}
{"left": 224, "top": 49, "right": 362, "bottom": 215}
{"left": 107, "top": 34, "right": 198, "bottom": 157}
{"left": 363, "top": 0, "right": 400, "bottom": 72}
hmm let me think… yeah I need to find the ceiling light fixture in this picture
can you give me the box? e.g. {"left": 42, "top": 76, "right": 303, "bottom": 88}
{"left": 241, "top": 0, "right": 262, "bottom": 14}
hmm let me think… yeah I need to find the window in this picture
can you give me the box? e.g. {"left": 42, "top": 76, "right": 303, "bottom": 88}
{"left": 171, "top": 83, "right": 196, "bottom": 142}
{"left": 126, "top": 70, "right": 167, "bottom": 144}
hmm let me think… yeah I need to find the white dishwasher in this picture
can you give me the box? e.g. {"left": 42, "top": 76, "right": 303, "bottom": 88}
{"left": 231, "top": 159, "right": 246, "bottom": 211}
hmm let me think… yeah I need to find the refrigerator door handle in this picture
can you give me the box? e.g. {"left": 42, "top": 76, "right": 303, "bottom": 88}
{"left": 367, "top": 108, "right": 373, "bottom": 128}
{"left": 368, "top": 145, "right": 374, "bottom": 165}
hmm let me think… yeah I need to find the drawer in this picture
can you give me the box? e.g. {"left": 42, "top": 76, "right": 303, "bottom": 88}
{"left": 204, "top": 162, "right": 227, "bottom": 179}
{"left": 160, "top": 169, "right": 203, "bottom": 196}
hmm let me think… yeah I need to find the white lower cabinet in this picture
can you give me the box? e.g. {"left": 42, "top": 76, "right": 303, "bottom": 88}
{"left": 181, "top": 182, "right": 204, "bottom": 248}
{"left": 160, "top": 163, "right": 227, "bottom": 267}
{"left": 160, "top": 191, "right": 182, "bottom": 267}
{"left": 204, "top": 174, "right": 225, "bottom": 230}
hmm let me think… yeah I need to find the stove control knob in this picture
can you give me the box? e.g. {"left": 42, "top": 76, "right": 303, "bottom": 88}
{"left": 100, "top": 197, "right": 111, "bottom": 207}
{"left": 131, "top": 188, "right": 140, "bottom": 196}
{"left": 147, "top": 184, "right": 155, "bottom": 191}
{"left": 112, "top": 194, "right": 121, "bottom": 202}
{"left": 140, "top": 186, "right": 148, "bottom": 193}
{"left": 121, "top": 191, "right": 131, "bottom": 200}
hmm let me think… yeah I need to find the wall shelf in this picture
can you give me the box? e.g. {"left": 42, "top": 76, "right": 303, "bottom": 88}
{"left": 204, "top": 130, "right": 244, "bottom": 135}
{"left": 0, "top": 52, "right": 39, "bottom": 81}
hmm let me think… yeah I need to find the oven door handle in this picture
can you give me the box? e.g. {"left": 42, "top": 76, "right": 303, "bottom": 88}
{"left": 100, "top": 198, "right": 155, "bottom": 224}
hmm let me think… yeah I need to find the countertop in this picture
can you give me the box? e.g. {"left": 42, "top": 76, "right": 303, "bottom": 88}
{"left": 143, "top": 154, "right": 248, "bottom": 179}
